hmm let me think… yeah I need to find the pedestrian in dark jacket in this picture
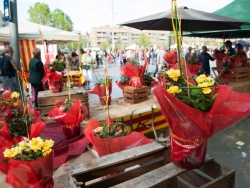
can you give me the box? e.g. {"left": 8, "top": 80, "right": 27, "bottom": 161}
{"left": 28, "top": 48, "right": 45, "bottom": 108}
{"left": 2, "top": 46, "right": 19, "bottom": 92}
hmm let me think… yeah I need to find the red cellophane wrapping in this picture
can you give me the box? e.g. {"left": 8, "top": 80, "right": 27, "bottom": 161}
{"left": 84, "top": 118, "right": 153, "bottom": 157}
{"left": 0, "top": 108, "right": 46, "bottom": 174}
{"left": 153, "top": 85, "right": 250, "bottom": 169}
{"left": 42, "top": 68, "right": 64, "bottom": 93}
{"left": 115, "top": 80, "right": 129, "bottom": 92}
{"left": 48, "top": 99, "right": 88, "bottom": 139}
{"left": 120, "top": 62, "right": 147, "bottom": 88}
{"left": 6, "top": 152, "right": 54, "bottom": 188}
{"left": 163, "top": 51, "right": 177, "bottom": 65}
{"left": 213, "top": 51, "right": 227, "bottom": 68}
{"left": 88, "top": 83, "right": 112, "bottom": 105}
{"left": 186, "top": 63, "right": 202, "bottom": 75}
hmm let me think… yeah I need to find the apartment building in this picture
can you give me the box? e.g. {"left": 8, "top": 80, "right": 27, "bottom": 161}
{"left": 89, "top": 25, "right": 169, "bottom": 47}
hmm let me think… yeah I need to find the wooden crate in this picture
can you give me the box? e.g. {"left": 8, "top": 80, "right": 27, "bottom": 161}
{"left": 124, "top": 86, "right": 149, "bottom": 104}
{"left": 229, "top": 68, "right": 250, "bottom": 83}
{"left": 70, "top": 139, "right": 235, "bottom": 188}
{"left": 38, "top": 87, "right": 89, "bottom": 123}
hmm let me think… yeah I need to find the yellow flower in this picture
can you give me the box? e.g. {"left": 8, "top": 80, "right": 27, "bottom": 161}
{"left": 166, "top": 69, "right": 180, "bottom": 82}
{"left": 196, "top": 74, "right": 207, "bottom": 84}
{"left": 29, "top": 137, "right": 44, "bottom": 152}
{"left": 3, "top": 147, "right": 20, "bottom": 158}
{"left": 204, "top": 77, "right": 215, "bottom": 87}
{"left": 167, "top": 86, "right": 181, "bottom": 96}
{"left": 43, "top": 148, "right": 52, "bottom": 157}
{"left": 42, "top": 140, "right": 54, "bottom": 152}
{"left": 198, "top": 82, "right": 210, "bottom": 88}
{"left": 18, "top": 141, "right": 28, "bottom": 151}
{"left": 3, "top": 149, "right": 13, "bottom": 158}
{"left": 11, "top": 92, "right": 20, "bottom": 99}
{"left": 202, "top": 88, "right": 212, "bottom": 94}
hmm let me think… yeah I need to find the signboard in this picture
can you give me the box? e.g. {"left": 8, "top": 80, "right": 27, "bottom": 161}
{"left": 3, "top": 0, "right": 11, "bottom": 22}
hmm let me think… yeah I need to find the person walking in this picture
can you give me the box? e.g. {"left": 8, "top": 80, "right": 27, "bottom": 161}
{"left": 154, "top": 46, "right": 167, "bottom": 76}
{"left": 198, "top": 46, "right": 215, "bottom": 75}
{"left": 2, "top": 46, "right": 19, "bottom": 92}
{"left": 81, "top": 49, "right": 94, "bottom": 90}
{"left": 28, "top": 48, "right": 45, "bottom": 108}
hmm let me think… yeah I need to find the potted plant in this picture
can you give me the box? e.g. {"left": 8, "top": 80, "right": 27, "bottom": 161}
{"left": 3, "top": 137, "right": 54, "bottom": 188}
{"left": 88, "top": 77, "right": 112, "bottom": 105}
{"left": 48, "top": 98, "right": 88, "bottom": 139}
{"left": 84, "top": 116, "right": 152, "bottom": 157}
{"left": 42, "top": 59, "right": 65, "bottom": 93}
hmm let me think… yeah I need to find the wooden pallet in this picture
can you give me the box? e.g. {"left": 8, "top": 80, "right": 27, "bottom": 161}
{"left": 69, "top": 140, "right": 235, "bottom": 188}
{"left": 37, "top": 87, "right": 89, "bottom": 123}
{"left": 124, "top": 86, "right": 149, "bottom": 104}
{"left": 230, "top": 68, "right": 250, "bottom": 83}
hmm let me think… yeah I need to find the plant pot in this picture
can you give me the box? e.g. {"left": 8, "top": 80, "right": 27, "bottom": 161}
{"left": 49, "top": 78, "right": 63, "bottom": 93}
{"left": 62, "top": 124, "right": 80, "bottom": 140}
{"left": 6, "top": 152, "right": 54, "bottom": 188}
{"left": 170, "top": 134, "right": 207, "bottom": 170}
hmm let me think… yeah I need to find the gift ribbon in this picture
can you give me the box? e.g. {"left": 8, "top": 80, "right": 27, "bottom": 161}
{"left": 170, "top": 131, "right": 206, "bottom": 145}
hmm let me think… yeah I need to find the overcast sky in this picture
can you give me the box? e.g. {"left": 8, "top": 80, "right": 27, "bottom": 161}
{"left": 1, "top": 0, "right": 234, "bottom": 33}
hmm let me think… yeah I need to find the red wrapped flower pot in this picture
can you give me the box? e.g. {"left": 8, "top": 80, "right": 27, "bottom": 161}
{"left": 49, "top": 78, "right": 63, "bottom": 93}
{"left": 170, "top": 133, "right": 207, "bottom": 169}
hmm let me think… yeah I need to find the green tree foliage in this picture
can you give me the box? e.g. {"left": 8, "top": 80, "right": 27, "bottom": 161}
{"left": 115, "top": 38, "right": 123, "bottom": 50}
{"left": 100, "top": 42, "right": 109, "bottom": 50}
{"left": 137, "top": 33, "right": 151, "bottom": 47}
{"left": 28, "top": 3, "right": 73, "bottom": 31}
{"left": 51, "top": 9, "right": 73, "bottom": 31}
{"left": 28, "top": 2, "right": 51, "bottom": 25}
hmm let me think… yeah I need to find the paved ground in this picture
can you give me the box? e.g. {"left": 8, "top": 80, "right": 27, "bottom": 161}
{"left": 208, "top": 116, "right": 250, "bottom": 188}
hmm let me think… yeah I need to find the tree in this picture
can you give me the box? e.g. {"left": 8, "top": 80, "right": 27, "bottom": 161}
{"left": 137, "top": 33, "right": 151, "bottom": 47}
{"left": 51, "top": 9, "right": 73, "bottom": 31}
{"left": 28, "top": 2, "right": 51, "bottom": 25}
{"left": 100, "top": 42, "right": 109, "bottom": 50}
{"left": 28, "top": 3, "right": 74, "bottom": 32}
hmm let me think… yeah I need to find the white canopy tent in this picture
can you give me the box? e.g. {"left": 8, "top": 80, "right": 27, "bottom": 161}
{"left": 170, "top": 42, "right": 190, "bottom": 49}
{"left": 0, "top": 21, "right": 80, "bottom": 44}
{"left": 125, "top": 44, "right": 139, "bottom": 50}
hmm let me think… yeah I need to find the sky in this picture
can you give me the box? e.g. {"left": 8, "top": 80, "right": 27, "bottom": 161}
{"left": 1, "top": 0, "right": 234, "bottom": 33}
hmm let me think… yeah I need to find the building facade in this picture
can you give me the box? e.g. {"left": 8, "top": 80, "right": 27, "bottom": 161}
{"left": 89, "top": 25, "right": 169, "bottom": 48}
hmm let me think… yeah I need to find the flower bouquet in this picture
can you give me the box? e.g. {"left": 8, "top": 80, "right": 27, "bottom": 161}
{"left": 84, "top": 116, "right": 152, "bottom": 157}
{"left": 154, "top": 69, "right": 250, "bottom": 169}
{"left": 3, "top": 137, "right": 54, "bottom": 188}
{"left": 0, "top": 91, "right": 46, "bottom": 173}
{"left": 42, "top": 59, "right": 65, "bottom": 93}
{"left": 163, "top": 50, "right": 177, "bottom": 69}
{"left": 214, "top": 48, "right": 227, "bottom": 68}
{"left": 120, "top": 59, "right": 147, "bottom": 88}
{"left": 142, "top": 71, "right": 158, "bottom": 93}
{"left": 88, "top": 77, "right": 112, "bottom": 105}
{"left": 48, "top": 98, "right": 88, "bottom": 139}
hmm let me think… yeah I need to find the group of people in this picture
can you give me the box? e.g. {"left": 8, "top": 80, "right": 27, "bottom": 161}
{"left": 183, "top": 40, "right": 248, "bottom": 75}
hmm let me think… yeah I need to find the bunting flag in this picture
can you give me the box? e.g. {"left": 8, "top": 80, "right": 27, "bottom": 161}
{"left": 19, "top": 40, "right": 36, "bottom": 71}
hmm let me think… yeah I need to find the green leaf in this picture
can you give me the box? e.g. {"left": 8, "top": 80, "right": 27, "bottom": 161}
{"left": 2, "top": 159, "right": 9, "bottom": 164}
{"left": 190, "top": 85, "right": 201, "bottom": 95}
{"left": 212, "top": 93, "right": 218, "bottom": 101}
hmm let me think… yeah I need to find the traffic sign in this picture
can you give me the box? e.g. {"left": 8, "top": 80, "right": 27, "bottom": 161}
{"left": 3, "top": 0, "right": 11, "bottom": 22}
